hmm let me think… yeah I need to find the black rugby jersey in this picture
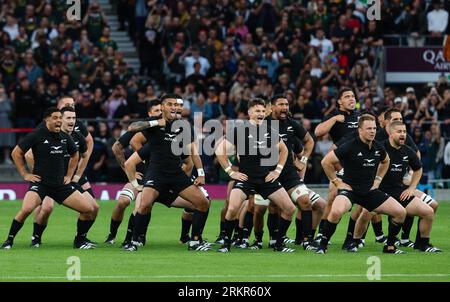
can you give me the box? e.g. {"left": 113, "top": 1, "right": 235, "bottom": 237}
{"left": 226, "top": 120, "right": 281, "bottom": 180}
{"left": 63, "top": 131, "right": 87, "bottom": 174}
{"left": 18, "top": 127, "right": 77, "bottom": 186}
{"left": 139, "top": 119, "right": 195, "bottom": 175}
{"left": 334, "top": 136, "right": 387, "bottom": 192}
{"left": 266, "top": 116, "right": 307, "bottom": 175}
{"left": 321, "top": 109, "right": 359, "bottom": 146}
{"left": 379, "top": 140, "right": 422, "bottom": 194}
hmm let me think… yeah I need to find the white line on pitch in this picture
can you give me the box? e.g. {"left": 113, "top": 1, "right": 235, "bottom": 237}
{"left": 1, "top": 273, "right": 450, "bottom": 280}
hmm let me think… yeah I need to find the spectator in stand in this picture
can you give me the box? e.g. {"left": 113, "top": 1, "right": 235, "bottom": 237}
{"left": 0, "top": 84, "right": 14, "bottom": 164}
{"left": 444, "top": 138, "right": 450, "bottom": 185}
{"left": 205, "top": 86, "right": 224, "bottom": 120}
{"left": 11, "top": 73, "right": 41, "bottom": 136}
{"left": 406, "top": 0, "right": 426, "bottom": 47}
{"left": 86, "top": 124, "right": 108, "bottom": 182}
{"left": 182, "top": 45, "right": 211, "bottom": 78}
{"left": 82, "top": 2, "right": 108, "bottom": 43}
{"left": 427, "top": 123, "right": 445, "bottom": 187}
{"left": 309, "top": 27, "right": 334, "bottom": 62}
{"left": 426, "top": 0, "right": 449, "bottom": 45}
{"left": 97, "top": 27, "right": 117, "bottom": 51}
{"left": 437, "top": 88, "right": 450, "bottom": 138}
{"left": 2, "top": 14, "right": 19, "bottom": 41}
{"left": 76, "top": 90, "right": 105, "bottom": 119}
{"left": 138, "top": 12, "right": 162, "bottom": 78}
{"left": 19, "top": 51, "right": 43, "bottom": 86}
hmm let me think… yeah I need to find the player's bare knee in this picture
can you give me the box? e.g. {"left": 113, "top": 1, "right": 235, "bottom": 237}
{"left": 285, "top": 203, "right": 296, "bottom": 217}
{"left": 118, "top": 197, "right": 131, "bottom": 209}
{"left": 298, "top": 198, "right": 311, "bottom": 210}
{"left": 394, "top": 207, "right": 407, "bottom": 222}
{"left": 422, "top": 206, "right": 434, "bottom": 220}
{"left": 196, "top": 199, "right": 209, "bottom": 212}
{"left": 313, "top": 199, "right": 326, "bottom": 212}
{"left": 431, "top": 201, "right": 439, "bottom": 212}
{"left": 328, "top": 209, "right": 343, "bottom": 223}
{"left": 41, "top": 203, "right": 54, "bottom": 215}
{"left": 80, "top": 203, "right": 94, "bottom": 215}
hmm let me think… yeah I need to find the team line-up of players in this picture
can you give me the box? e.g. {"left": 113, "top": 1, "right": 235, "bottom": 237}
{"left": 0, "top": 89, "right": 442, "bottom": 254}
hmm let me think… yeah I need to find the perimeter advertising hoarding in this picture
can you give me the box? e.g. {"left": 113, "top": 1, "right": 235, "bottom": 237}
{"left": 385, "top": 47, "right": 450, "bottom": 83}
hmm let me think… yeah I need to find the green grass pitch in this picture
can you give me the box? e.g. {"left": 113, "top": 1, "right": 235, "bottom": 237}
{"left": 0, "top": 200, "right": 449, "bottom": 282}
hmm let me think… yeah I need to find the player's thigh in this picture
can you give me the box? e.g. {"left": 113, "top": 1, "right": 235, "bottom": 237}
{"left": 268, "top": 188, "right": 295, "bottom": 214}
{"left": 21, "top": 191, "right": 43, "bottom": 213}
{"left": 179, "top": 185, "right": 209, "bottom": 209}
{"left": 82, "top": 191, "right": 99, "bottom": 211}
{"left": 227, "top": 188, "right": 247, "bottom": 215}
{"left": 171, "top": 197, "right": 195, "bottom": 210}
{"left": 373, "top": 197, "right": 405, "bottom": 218}
{"left": 357, "top": 207, "right": 374, "bottom": 223}
{"left": 405, "top": 197, "right": 434, "bottom": 218}
{"left": 62, "top": 190, "right": 93, "bottom": 213}
{"left": 141, "top": 187, "right": 159, "bottom": 207}
{"left": 329, "top": 195, "right": 353, "bottom": 217}
{"left": 41, "top": 196, "right": 55, "bottom": 212}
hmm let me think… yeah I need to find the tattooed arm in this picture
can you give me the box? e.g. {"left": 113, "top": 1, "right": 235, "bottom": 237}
{"left": 112, "top": 141, "right": 127, "bottom": 172}
{"left": 128, "top": 118, "right": 166, "bottom": 132}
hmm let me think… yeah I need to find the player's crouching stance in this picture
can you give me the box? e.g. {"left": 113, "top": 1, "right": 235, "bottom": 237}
{"left": 215, "top": 98, "right": 296, "bottom": 253}
{"left": 122, "top": 94, "right": 211, "bottom": 252}
{"left": 1, "top": 108, "right": 96, "bottom": 250}
{"left": 352, "top": 122, "right": 441, "bottom": 253}
{"left": 317, "top": 114, "right": 406, "bottom": 254}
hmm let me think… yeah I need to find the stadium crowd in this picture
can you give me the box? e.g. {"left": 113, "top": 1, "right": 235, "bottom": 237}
{"left": 0, "top": 0, "right": 450, "bottom": 186}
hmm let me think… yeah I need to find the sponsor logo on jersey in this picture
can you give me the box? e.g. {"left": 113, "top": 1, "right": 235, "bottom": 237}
{"left": 357, "top": 152, "right": 363, "bottom": 156}
{"left": 391, "top": 163, "right": 403, "bottom": 172}
{"left": 347, "top": 121, "right": 358, "bottom": 128}
{"left": 50, "top": 145, "right": 64, "bottom": 154}
{"left": 164, "top": 133, "right": 178, "bottom": 142}
{"left": 363, "top": 158, "right": 376, "bottom": 167}
{"left": 43, "top": 140, "right": 49, "bottom": 144}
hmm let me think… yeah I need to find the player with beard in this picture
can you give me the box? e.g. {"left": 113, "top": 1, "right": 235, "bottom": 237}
{"left": 124, "top": 94, "right": 211, "bottom": 252}
{"left": 26, "top": 96, "right": 97, "bottom": 245}
{"left": 30, "top": 107, "right": 99, "bottom": 247}
{"left": 317, "top": 114, "right": 406, "bottom": 254}
{"left": 350, "top": 121, "right": 441, "bottom": 253}
{"left": 215, "top": 98, "right": 296, "bottom": 253}
{"left": 1, "top": 107, "right": 96, "bottom": 249}
{"left": 377, "top": 108, "right": 437, "bottom": 249}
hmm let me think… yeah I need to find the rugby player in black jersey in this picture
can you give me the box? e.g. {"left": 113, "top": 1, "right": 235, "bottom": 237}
{"left": 377, "top": 108, "right": 438, "bottom": 248}
{"left": 1, "top": 107, "right": 96, "bottom": 249}
{"left": 215, "top": 98, "right": 296, "bottom": 253}
{"left": 251, "top": 95, "right": 318, "bottom": 250}
{"left": 123, "top": 94, "right": 211, "bottom": 252}
{"left": 317, "top": 114, "right": 406, "bottom": 254}
{"left": 350, "top": 121, "right": 441, "bottom": 253}
{"left": 130, "top": 98, "right": 201, "bottom": 245}
{"left": 314, "top": 87, "right": 360, "bottom": 244}
{"left": 26, "top": 96, "right": 97, "bottom": 245}
{"left": 30, "top": 107, "right": 99, "bottom": 247}
{"left": 105, "top": 99, "right": 163, "bottom": 246}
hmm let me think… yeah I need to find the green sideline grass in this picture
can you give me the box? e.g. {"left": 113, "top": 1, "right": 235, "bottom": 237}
{"left": 0, "top": 200, "right": 449, "bottom": 282}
